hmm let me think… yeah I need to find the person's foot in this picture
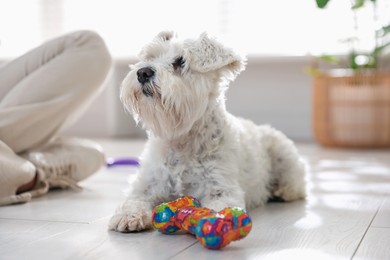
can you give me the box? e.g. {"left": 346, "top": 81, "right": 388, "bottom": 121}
{"left": 22, "top": 137, "right": 105, "bottom": 191}
{"left": 0, "top": 141, "right": 37, "bottom": 206}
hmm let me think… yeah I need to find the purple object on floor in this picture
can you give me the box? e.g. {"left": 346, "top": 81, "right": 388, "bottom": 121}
{"left": 106, "top": 157, "right": 140, "bottom": 167}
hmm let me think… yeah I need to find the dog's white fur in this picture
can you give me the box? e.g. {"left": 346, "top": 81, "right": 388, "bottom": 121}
{"left": 109, "top": 31, "right": 306, "bottom": 232}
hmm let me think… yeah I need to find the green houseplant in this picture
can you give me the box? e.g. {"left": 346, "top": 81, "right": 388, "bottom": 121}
{"left": 310, "top": 0, "right": 390, "bottom": 148}
{"left": 309, "top": 0, "right": 390, "bottom": 73}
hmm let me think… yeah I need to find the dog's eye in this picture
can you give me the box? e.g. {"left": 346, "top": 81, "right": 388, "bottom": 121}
{"left": 172, "top": 56, "right": 185, "bottom": 71}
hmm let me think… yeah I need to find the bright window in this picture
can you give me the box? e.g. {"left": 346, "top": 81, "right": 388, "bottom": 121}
{"left": 0, "top": 0, "right": 389, "bottom": 58}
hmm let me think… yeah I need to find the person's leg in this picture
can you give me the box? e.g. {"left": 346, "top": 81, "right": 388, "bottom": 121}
{"left": 0, "top": 31, "right": 112, "bottom": 205}
{"left": 0, "top": 30, "right": 112, "bottom": 153}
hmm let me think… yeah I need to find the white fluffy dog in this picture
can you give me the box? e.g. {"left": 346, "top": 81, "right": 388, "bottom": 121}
{"left": 109, "top": 31, "right": 306, "bottom": 232}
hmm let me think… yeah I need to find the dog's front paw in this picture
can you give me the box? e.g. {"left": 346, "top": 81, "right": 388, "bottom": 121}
{"left": 108, "top": 200, "right": 153, "bottom": 232}
{"left": 108, "top": 211, "right": 151, "bottom": 232}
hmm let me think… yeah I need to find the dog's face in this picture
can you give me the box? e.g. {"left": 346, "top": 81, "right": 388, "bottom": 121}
{"left": 120, "top": 31, "right": 246, "bottom": 139}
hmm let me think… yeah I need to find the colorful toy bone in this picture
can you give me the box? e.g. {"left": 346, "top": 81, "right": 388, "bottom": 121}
{"left": 151, "top": 196, "right": 252, "bottom": 249}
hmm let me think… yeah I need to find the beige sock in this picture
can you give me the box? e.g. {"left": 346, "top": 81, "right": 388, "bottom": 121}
{"left": 0, "top": 140, "right": 37, "bottom": 206}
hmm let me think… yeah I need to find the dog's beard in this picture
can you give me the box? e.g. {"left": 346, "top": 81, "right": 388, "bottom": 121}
{"left": 140, "top": 82, "right": 161, "bottom": 98}
{"left": 121, "top": 80, "right": 209, "bottom": 140}
{"left": 130, "top": 94, "right": 199, "bottom": 139}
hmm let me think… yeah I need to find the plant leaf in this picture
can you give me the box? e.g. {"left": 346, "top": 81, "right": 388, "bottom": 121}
{"left": 351, "top": 0, "right": 365, "bottom": 9}
{"left": 316, "top": 0, "right": 330, "bottom": 8}
{"left": 349, "top": 52, "right": 359, "bottom": 70}
{"left": 319, "top": 55, "right": 340, "bottom": 64}
{"left": 376, "top": 25, "right": 390, "bottom": 38}
{"left": 366, "top": 55, "right": 377, "bottom": 69}
{"left": 373, "top": 41, "right": 390, "bottom": 55}
{"left": 304, "top": 67, "right": 322, "bottom": 77}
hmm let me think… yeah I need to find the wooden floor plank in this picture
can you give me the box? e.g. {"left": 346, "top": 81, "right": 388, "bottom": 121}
{"left": 371, "top": 196, "right": 390, "bottom": 228}
{"left": 0, "top": 219, "right": 77, "bottom": 254}
{"left": 353, "top": 228, "right": 390, "bottom": 260}
{"left": 0, "top": 168, "right": 137, "bottom": 223}
{"left": 0, "top": 219, "right": 197, "bottom": 260}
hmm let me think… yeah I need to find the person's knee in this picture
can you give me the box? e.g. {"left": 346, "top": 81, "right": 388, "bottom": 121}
{"left": 68, "top": 30, "right": 112, "bottom": 68}
{"left": 76, "top": 30, "right": 112, "bottom": 69}
{"left": 67, "top": 30, "right": 112, "bottom": 92}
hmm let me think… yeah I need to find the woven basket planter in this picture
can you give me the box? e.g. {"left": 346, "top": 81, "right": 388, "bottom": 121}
{"left": 312, "top": 70, "right": 390, "bottom": 148}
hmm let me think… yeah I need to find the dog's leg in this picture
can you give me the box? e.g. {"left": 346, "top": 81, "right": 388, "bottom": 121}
{"left": 108, "top": 197, "right": 154, "bottom": 232}
{"left": 183, "top": 167, "right": 246, "bottom": 212}
{"left": 265, "top": 128, "right": 307, "bottom": 202}
{"left": 108, "top": 169, "right": 177, "bottom": 232}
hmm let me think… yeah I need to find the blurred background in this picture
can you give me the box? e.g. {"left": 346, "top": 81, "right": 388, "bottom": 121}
{"left": 1, "top": 0, "right": 389, "bottom": 143}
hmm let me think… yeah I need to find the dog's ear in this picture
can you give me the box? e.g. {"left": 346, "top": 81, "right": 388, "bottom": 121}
{"left": 186, "top": 32, "right": 246, "bottom": 79}
{"left": 156, "top": 31, "right": 176, "bottom": 42}
{"left": 138, "top": 31, "right": 177, "bottom": 60}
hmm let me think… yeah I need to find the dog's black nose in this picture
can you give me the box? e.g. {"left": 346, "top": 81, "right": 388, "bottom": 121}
{"left": 137, "top": 67, "right": 155, "bottom": 84}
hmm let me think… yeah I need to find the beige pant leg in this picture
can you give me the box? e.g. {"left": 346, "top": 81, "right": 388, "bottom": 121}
{"left": 0, "top": 30, "right": 112, "bottom": 153}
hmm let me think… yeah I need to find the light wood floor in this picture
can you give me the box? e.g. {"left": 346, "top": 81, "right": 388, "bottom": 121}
{"left": 0, "top": 139, "right": 389, "bottom": 260}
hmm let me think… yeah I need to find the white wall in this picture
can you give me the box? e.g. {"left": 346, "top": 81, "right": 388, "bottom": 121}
{"left": 64, "top": 56, "right": 314, "bottom": 141}
{"left": 226, "top": 56, "right": 313, "bottom": 141}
